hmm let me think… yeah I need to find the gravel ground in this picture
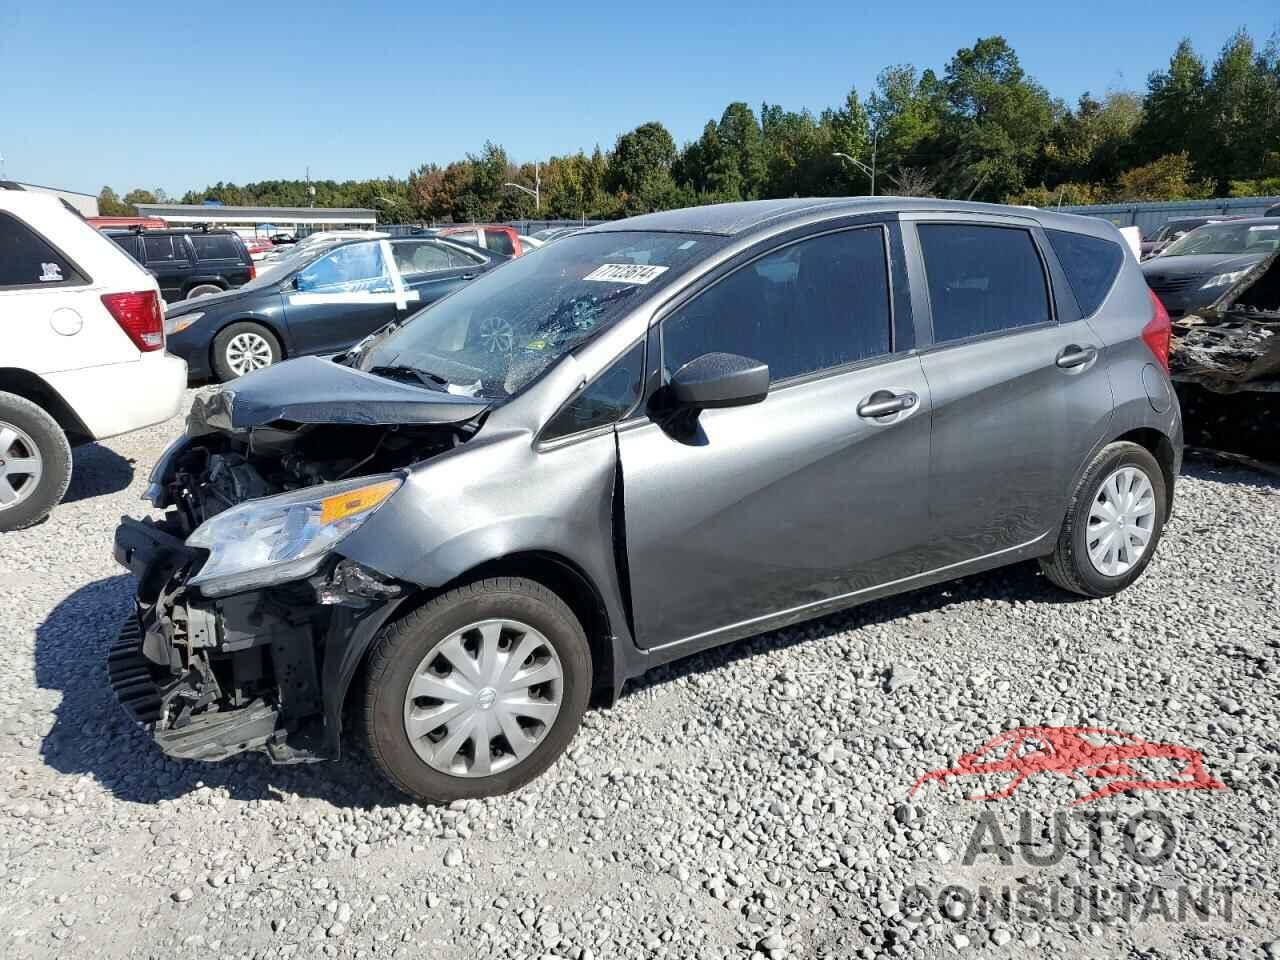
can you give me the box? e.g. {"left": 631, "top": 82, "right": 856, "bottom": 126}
{"left": 1, "top": 390, "right": 1278, "bottom": 959}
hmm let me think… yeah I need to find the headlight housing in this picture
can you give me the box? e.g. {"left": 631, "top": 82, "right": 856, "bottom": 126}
{"left": 1200, "top": 269, "right": 1248, "bottom": 291}
{"left": 186, "top": 474, "right": 402, "bottom": 596}
{"left": 166, "top": 311, "right": 204, "bottom": 335}
{"left": 144, "top": 436, "right": 191, "bottom": 507}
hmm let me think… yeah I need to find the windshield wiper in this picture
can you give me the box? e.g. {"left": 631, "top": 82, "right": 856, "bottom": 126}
{"left": 366, "top": 364, "right": 449, "bottom": 389}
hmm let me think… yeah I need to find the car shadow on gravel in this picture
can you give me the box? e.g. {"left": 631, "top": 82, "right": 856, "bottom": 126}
{"left": 36, "top": 574, "right": 408, "bottom": 809}
{"left": 624, "top": 559, "right": 1077, "bottom": 698}
{"left": 63, "top": 443, "right": 136, "bottom": 504}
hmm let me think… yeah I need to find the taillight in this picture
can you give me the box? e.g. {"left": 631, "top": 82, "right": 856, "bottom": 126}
{"left": 101, "top": 290, "right": 164, "bottom": 352}
{"left": 1142, "top": 289, "right": 1171, "bottom": 372}
{"left": 248, "top": 263, "right": 257, "bottom": 280}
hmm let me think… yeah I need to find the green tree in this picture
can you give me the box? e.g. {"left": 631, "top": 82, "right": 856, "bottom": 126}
{"left": 1202, "top": 30, "right": 1280, "bottom": 188}
{"left": 97, "top": 187, "right": 132, "bottom": 216}
{"left": 1108, "top": 152, "right": 1213, "bottom": 201}
{"left": 1133, "top": 39, "right": 1209, "bottom": 169}
{"left": 608, "top": 122, "right": 679, "bottom": 214}
{"left": 935, "top": 37, "right": 1057, "bottom": 201}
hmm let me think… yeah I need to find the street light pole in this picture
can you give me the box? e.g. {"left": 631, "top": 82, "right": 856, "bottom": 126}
{"left": 503, "top": 161, "right": 540, "bottom": 213}
{"left": 833, "top": 129, "right": 879, "bottom": 196}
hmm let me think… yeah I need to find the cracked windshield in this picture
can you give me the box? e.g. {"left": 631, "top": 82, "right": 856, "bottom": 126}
{"left": 357, "top": 231, "right": 724, "bottom": 397}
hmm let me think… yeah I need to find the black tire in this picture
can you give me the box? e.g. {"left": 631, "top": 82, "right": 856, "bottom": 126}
{"left": 210, "top": 321, "right": 282, "bottom": 382}
{"left": 0, "top": 391, "right": 73, "bottom": 532}
{"left": 1040, "top": 441, "right": 1167, "bottom": 598}
{"left": 363, "top": 577, "right": 592, "bottom": 803}
{"left": 186, "top": 283, "right": 224, "bottom": 300}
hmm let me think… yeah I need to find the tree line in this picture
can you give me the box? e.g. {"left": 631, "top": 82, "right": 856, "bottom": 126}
{"left": 98, "top": 30, "right": 1280, "bottom": 223}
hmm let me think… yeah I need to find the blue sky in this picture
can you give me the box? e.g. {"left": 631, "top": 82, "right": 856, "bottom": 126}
{"left": 1, "top": 1, "right": 1276, "bottom": 197}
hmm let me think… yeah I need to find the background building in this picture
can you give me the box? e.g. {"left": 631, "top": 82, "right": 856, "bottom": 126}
{"left": 134, "top": 202, "right": 376, "bottom": 234}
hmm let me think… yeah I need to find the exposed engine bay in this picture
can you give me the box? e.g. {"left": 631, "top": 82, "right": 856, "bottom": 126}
{"left": 159, "top": 419, "right": 469, "bottom": 536}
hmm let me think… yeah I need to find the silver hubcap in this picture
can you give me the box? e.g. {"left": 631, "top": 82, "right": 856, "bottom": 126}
{"left": 1087, "top": 465, "right": 1156, "bottom": 577}
{"left": 403, "top": 619, "right": 563, "bottom": 778}
{"left": 225, "top": 332, "right": 273, "bottom": 376}
{"left": 0, "top": 421, "right": 43, "bottom": 512}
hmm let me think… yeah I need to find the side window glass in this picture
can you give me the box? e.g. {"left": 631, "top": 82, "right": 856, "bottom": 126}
{"left": 543, "top": 341, "right": 645, "bottom": 441}
{"left": 446, "top": 246, "right": 483, "bottom": 268}
{"left": 142, "top": 235, "right": 178, "bottom": 261}
{"left": 171, "top": 236, "right": 191, "bottom": 261}
{"left": 0, "top": 212, "right": 88, "bottom": 288}
{"left": 662, "top": 227, "right": 892, "bottom": 383}
{"left": 110, "top": 234, "right": 139, "bottom": 260}
{"left": 298, "top": 242, "right": 391, "bottom": 293}
{"left": 1045, "top": 229, "right": 1124, "bottom": 317}
{"left": 391, "top": 241, "right": 451, "bottom": 276}
{"left": 918, "top": 224, "right": 1051, "bottom": 343}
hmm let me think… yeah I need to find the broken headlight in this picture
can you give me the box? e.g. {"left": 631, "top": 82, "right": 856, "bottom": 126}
{"left": 186, "top": 474, "right": 402, "bottom": 597}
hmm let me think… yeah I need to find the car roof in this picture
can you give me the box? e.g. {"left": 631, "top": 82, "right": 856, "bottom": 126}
{"left": 579, "top": 197, "right": 1120, "bottom": 241}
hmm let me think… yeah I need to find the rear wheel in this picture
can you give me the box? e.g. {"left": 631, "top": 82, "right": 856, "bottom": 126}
{"left": 211, "top": 322, "right": 281, "bottom": 381}
{"left": 0, "top": 392, "right": 72, "bottom": 532}
{"left": 1040, "top": 441, "right": 1167, "bottom": 598}
{"left": 363, "top": 577, "right": 591, "bottom": 803}
{"left": 186, "top": 283, "right": 224, "bottom": 299}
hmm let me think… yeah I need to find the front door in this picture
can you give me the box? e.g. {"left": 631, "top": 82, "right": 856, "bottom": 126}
{"left": 908, "top": 219, "right": 1114, "bottom": 564}
{"left": 284, "top": 239, "right": 399, "bottom": 355}
{"left": 617, "top": 224, "right": 933, "bottom": 649}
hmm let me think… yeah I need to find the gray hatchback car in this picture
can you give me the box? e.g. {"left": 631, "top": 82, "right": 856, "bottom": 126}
{"left": 111, "top": 198, "right": 1181, "bottom": 802}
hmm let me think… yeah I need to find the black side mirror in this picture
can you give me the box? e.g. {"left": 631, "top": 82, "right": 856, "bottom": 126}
{"left": 669, "top": 352, "right": 769, "bottom": 410}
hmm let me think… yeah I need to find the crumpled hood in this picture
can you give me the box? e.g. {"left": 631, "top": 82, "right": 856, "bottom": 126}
{"left": 187, "top": 356, "right": 491, "bottom": 432}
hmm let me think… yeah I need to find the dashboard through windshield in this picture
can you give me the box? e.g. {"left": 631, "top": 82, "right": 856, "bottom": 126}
{"left": 357, "top": 231, "right": 726, "bottom": 398}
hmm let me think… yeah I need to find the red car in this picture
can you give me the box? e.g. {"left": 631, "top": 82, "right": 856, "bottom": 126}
{"left": 434, "top": 224, "right": 523, "bottom": 257}
{"left": 911, "top": 726, "right": 1225, "bottom": 805}
{"left": 242, "top": 236, "right": 275, "bottom": 261}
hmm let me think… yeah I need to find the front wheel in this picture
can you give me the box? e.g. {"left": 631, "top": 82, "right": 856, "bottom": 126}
{"left": 211, "top": 321, "right": 281, "bottom": 381}
{"left": 0, "top": 392, "right": 73, "bottom": 532}
{"left": 363, "top": 577, "right": 591, "bottom": 803}
{"left": 1040, "top": 441, "right": 1167, "bottom": 598}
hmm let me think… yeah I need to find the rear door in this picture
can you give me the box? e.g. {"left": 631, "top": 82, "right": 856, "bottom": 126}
{"left": 387, "top": 239, "right": 482, "bottom": 319}
{"left": 189, "top": 232, "right": 253, "bottom": 288}
{"left": 617, "top": 222, "right": 933, "bottom": 649}
{"left": 140, "top": 233, "right": 190, "bottom": 302}
{"left": 283, "top": 240, "right": 399, "bottom": 355}
{"left": 905, "top": 216, "right": 1113, "bottom": 565}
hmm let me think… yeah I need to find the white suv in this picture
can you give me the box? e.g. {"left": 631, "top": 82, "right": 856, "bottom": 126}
{"left": 0, "top": 188, "right": 187, "bottom": 530}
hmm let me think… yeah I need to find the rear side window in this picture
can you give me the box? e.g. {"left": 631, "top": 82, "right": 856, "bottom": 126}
{"left": 143, "top": 235, "right": 186, "bottom": 262}
{"left": 391, "top": 240, "right": 452, "bottom": 275}
{"left": 543, "top": 341, "right": 645, "bottom": 441}
{"left": 110, "top": 234, "right": 139, "bottom": 259}
{"left": 918, "top": 224, "right": 1050, "bottom": 343}
{"left": 191, "top": 234, "right": 243, "bottom": 261}
{"left": 1046, "top": 229, "right": 1124, "bottom": 317}
{"left": 446, "top": 246, "right": 483, "bottom": 267}
{"left": 0, "top": 212, "right": 88, "bottom": 288}
{"left": 663, "top": 226, "right": 892, "bottom": 383}
{"left": 484, "top": 229, "right": 515, "bottom": 256}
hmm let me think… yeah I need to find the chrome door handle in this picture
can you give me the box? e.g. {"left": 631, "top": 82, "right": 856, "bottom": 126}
{"left": 1056, "top": 345, "right": 1098, "bottom": 369}
{"left": 857, "top": 390, "right": 918, "bottom": 418}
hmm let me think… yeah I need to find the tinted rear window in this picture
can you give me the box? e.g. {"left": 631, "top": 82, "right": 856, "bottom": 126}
{"left": 918, "top": 224, "right": 1051, "bottom": 343}
{"left": 0, "top": 212, "right": 88, "bottom": 288}
{"left": 191, "top": 234, "right": 244, "bottom": 260}
{"left": 1046, "top": 229, "right": 1124, "bottom": 317}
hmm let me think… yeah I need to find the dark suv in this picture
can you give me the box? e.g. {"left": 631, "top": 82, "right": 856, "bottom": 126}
{"left": 112, "top": 198, "right": 1181, "bottom": 803}
{"left": 105, "top": 228, "right": 254, "bottom": 302}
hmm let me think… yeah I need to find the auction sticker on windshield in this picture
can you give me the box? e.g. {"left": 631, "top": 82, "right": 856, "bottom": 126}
{"left": 583, "top": 263, "right": 669, "bottom": 284}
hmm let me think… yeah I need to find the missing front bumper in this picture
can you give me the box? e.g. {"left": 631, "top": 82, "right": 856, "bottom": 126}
{"left": 108, "top": 613, "right": 282, "bottom": 761}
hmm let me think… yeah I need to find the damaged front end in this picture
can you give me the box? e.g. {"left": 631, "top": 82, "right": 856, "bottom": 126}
{"left": 1171, "top": 249, "right": 1280, "bottom": 393}
{"left": 111, "top": 375, "right": 488, "bottom": 763}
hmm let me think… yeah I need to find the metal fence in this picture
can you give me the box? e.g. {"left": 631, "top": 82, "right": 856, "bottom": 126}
{"left": 1059, "top": 196, "right": 1280, "bottom": 238}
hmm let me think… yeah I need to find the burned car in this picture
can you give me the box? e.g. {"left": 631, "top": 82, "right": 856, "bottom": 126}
{"left": 112, "top": 199, "right": 1182, "bottom": 803}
